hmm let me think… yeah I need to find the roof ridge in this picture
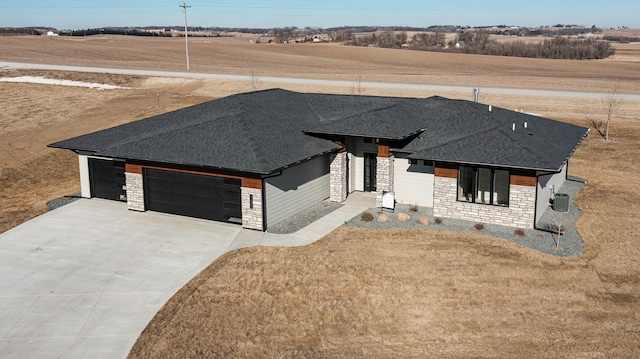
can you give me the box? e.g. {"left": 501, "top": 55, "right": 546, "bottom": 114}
{"left": 232, "top": 96, "right": 279, "bottom": 171}
{"left": 101, "top": 110, "right": 238, "bottom": 152}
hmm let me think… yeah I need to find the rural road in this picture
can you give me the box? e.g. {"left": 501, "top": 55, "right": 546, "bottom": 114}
{"left": 1, "top": 61, "right": 640, "bottom": 102}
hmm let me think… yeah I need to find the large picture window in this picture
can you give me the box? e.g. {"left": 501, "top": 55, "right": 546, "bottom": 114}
{"left": 457, "top": 166, "right": 509, "bottom": 206}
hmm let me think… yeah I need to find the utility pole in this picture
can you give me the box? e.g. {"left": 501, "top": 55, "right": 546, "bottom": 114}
{"left": 180, "top": 2, "right": 191, "bottom": 71}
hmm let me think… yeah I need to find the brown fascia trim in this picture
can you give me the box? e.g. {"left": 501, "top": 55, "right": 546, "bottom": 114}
{"left": 434, "top": 162, "right": 458, "bottom": 178}
{"left": 378, "top": 143, "right": 391, "bottom": 158}
{"left": 510, "top": 174, "right": 537, "bottom": 187}
{"left": 125, "top": 162, "right": 263, "bottom": 189}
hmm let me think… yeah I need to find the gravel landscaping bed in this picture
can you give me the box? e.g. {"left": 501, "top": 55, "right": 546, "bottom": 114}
{"left": 266, "top": 200, "right": 343, "bottom": 234}
{"left": 47, "top": 194, "right": 81, "bottom": 210}
{"left": 346, "top": 177, "right": 586, "bottom": 257}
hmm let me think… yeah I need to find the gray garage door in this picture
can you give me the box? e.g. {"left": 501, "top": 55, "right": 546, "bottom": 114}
{"left": 88, "top": 158, "right": 126, "bottom": 201}
{"left": 144, "top": 168, "right": 242, "bottom": 223}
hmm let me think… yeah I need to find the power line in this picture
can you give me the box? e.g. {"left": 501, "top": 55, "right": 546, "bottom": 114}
{"left": 180, "top": 2, "right": 191, "bottom": 71}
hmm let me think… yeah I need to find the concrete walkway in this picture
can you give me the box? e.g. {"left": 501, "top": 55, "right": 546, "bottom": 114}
{"left": 0, "top": 196, "right": 371, "bottom": 359}
{"left": 229, "top": 192, "right": 373, "bottom": 250}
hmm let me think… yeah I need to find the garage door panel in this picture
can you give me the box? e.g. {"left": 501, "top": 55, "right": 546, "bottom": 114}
{"left": 144, "top": 169, "right": 242, "bottom": 223}
{"left": 89, "top": 158, "right": 126, "bottom": 201}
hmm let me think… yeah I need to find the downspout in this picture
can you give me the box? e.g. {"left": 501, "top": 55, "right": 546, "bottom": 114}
{"left": 261, "top": 179, "right": 267, "bottom": 231}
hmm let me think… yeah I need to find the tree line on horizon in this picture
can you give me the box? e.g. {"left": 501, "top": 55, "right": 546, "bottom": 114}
{"left": 347, "top": 30, "right": 615, "bottom": 60}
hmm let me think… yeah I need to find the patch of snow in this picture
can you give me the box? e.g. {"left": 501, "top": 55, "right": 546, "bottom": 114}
{"left": 0, "top": 76, "right": 133, "bottom": 90}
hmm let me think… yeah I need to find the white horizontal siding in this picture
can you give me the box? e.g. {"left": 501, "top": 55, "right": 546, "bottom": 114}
{"left": 353, "top": 155, "right": 364, "bottom": 192}
{"left": 348, "top": 153, "right": 356, "bottom": 193}
{"left": 265, "top": 155, "right": 330, "bottom": 227}
{"left": 536, "top": 162, "right": 567, "bottom": 223}
{"left": 393, "top": 157, "right": 434, "bottom": 207}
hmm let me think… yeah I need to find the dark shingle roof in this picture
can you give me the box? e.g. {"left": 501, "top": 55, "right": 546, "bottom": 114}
{"left": 305, "top": 101, "right": 428, "bottom": 140}
{"left": 49, "top": 89, "right": 342, "bottom": 174}
{"left": 401, "top": 99, "right": 589, "bottom": 171}
{"left": 49, "top": 89, "right": 588, "bottom": 174}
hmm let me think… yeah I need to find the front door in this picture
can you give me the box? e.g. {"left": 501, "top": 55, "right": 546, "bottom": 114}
{"left": 364, "top": 153, "right": 377, "bottom": 192}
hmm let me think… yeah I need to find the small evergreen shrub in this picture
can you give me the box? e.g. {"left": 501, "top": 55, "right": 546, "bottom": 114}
{"left": 360, "top": 212, "right": 374, "bottom": 222}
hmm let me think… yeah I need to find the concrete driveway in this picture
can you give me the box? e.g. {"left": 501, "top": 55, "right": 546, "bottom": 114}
{"left": 0, "top": 199, "right": 241, "bottom": 359}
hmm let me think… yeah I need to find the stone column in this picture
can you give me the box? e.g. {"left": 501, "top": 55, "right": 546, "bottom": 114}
{"left": 125, "top": 172, "right": 145, "bottom": 211}
{"left": 241, "top": 187, "right": 263, "bottom": 230}
{"left": 376, "top": 156, "right": 394, "bottom": 207}
{"left": 330, "top": 152, "right": 347, "bottom": 203}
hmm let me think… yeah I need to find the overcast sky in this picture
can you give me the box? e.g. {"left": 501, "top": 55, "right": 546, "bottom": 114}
{"left": 1, "top": 0, "right": 637, "bottom": 30}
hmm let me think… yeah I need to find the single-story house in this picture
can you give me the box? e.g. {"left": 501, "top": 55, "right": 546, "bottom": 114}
{"left": 49, "top": 89, "right": 589, "bottom": 231}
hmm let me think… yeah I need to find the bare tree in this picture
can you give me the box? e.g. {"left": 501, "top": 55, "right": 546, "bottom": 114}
{"left": 247, "top": 71, "right": 263, "bottom": 91}
{"left": 350, "top": 75, "right": 364, "bottom": 95}
{"left": 551, "top": 211, "right": 567, "bottom": 251}
{"left": 603, "top": 89, "right": 624, "bottom": 141}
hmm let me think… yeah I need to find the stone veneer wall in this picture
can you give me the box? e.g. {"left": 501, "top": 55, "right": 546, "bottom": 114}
{"left": 329, "top": 152, "right": 347, "bottom": 202}
{"left": 376, "top": 156, "right": 394, "bottom": 208}
{"left": 433, "top": 177, "right": 536, "bottom": 228}
{"left": 125, "top": 172, "right": 145, "bottom": 211}
{"left": 242, "top": 187, "right": 263, "bottom": 230}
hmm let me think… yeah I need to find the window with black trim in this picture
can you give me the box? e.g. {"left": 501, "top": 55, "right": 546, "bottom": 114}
{"left": 457, "top": 166, "right": 510, "bottom": 206}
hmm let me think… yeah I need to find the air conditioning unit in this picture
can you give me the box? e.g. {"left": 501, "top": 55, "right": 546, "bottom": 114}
{"left": 553, "top": 193, "right": 569, "bottom": 212}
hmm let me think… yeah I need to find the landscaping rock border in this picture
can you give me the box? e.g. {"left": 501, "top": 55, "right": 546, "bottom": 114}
{"left": 346, "top": 177, "right": 586, "bottom": 257}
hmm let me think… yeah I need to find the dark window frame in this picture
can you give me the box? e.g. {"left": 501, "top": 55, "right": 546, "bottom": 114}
{"left": 457, "top": 166, "right": 510, "bottom": 207}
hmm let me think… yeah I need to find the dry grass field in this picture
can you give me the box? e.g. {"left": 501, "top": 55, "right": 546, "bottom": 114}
{"left": 1, "top": 35, "right": 639, "bottom": 358}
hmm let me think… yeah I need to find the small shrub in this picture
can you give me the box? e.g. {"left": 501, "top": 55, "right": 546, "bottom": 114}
{"left": 435, "top": 217, "right": 443, "bottom": 225}
{"left": 409, "top": 203, "right": 419, "bottom": 212}
{"left": 360, "top": 212, "right": 374, "bottom": 222}
{"left": 474, "top": 223, "right": 485, "bottom": 231}
{"left": 514, "top": 228, "right": 526, "bottom": 237}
